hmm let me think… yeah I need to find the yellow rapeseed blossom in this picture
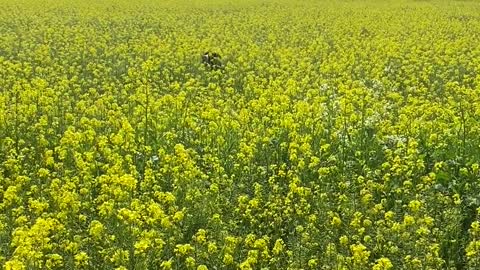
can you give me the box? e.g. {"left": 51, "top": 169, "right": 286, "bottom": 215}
{"left": 272, "top": 239, "right": 284, "bottom": 255}
{"left": 74, "top": 252, "right": 90, "bottom": 267}
{"left": 88, "top": 220, "right": 105, "bottom": 239}
{"left": 223, "top": 254, "right": 234, "bottom": 265}
{"left": 160, "top": 259, "right": 173, "bottom": 270}
{"left": 408, "top": 200, "right": 422, "bottom": 213}
{"left": 1, "top": 0, "right": 479, "bottom": 269}
{"left": 373, "top": 257, "right": 393, "bottom": 270}
{"left": 175, "top": 244, "right": 194, "bottom": 256}
{"left": 5, "top": 260, "right": 26, "bottom": 270}
{"left": 134, "top": 239, "right": 151, "bottom": 255}
{"left": 350, "top": 243, "right": 370, "bottom": 265}
{"left": 197, "top": 265, "right": 208, "bottom": 270}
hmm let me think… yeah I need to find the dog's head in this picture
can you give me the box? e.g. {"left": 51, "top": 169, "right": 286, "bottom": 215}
{"left": 202, "top": 52, "right": 210, "bottom": 63}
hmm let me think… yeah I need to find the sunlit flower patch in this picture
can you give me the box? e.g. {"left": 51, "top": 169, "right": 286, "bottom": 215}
{"left": 1, "top": 0, "right": 480, "bottom": 269}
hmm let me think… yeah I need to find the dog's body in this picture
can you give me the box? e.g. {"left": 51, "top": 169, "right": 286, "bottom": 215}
{"left": 202, "top": 52, "right": 223, "bottom": 70}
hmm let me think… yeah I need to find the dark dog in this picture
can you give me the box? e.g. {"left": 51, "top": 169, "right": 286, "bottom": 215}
{"left": 202, "top": 52, "right": 223, "bottom": 70}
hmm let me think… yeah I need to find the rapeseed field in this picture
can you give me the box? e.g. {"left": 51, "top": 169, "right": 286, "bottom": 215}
{"left": 1, "top": 0, "right": 480, "bottom": 269}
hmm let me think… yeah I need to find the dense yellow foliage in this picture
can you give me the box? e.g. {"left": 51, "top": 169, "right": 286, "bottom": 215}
{"left": 1, "top": 0, "right": 480, "bottom": 269}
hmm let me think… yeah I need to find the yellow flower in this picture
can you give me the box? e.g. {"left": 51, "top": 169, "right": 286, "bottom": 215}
{"left": 161, "top": 217, "right": 172, "bottom": 228}
{"left": 361, "top": 193, "right": 373, "bottom": 205}
{"left": 223, "top": 254, "right": 234, "bottom": 265}
{"left": 38, "top": 167, "right": 50, "bottom": 178}
{"left": 470, "top": 221, "right": 480, "bottom": 236}
{"left": 373, "top": 257, "right": 393, "bottom": 270}
{"left": 207, "top": 242, "right": 217, "bottom": 254}
{"left": 453, "top": 193, "right": 462, "bottom": 205}
{"left": 175, "top": 244, "right": 194, "bottom": 256}
{"left": 5, "top": 260, "right": 26, "bottom": 270}
{"left": 45, "top": 254, "right": 63, "bottom": 269}
{"left": 466, "top": 240, "right": 480, "bottom": 257}
{"left": 4, "top": 186, "right": 19, "bottom": 206}
{"left": 350, "top": 243, "right": 370, "bottom": 265}
{"left": 134, "top": 239, "right": 151, "bottom": 255}
{"left": 408, "top": 200, "right": 422, "bottom": 212}
{"left": 272, "top": 239, "right": 284, "bottom": 255}
{"left": 239, "top": 260, "right": 253, "bottom": 270}
{"left": 328, "top": 211, "right": 342, "bottom": 227}
{"left": 331, "top": 216, "right": 342, "bottom": 227}
{"left": 74, "top": 252, "right": 89, "bottom": 267}
{"left": 326, "top": 243, "right": 337, "bottom": 256}
{"left": 244, "top": 233, "right": 256, "bottom": 248}
{"left": 253, "top": 238, "right": 268, "bottom": 250}
{"left": 185, "top": 256, "right": 196, "bottom": 268}
{"left": 472, "top": 163, "right": 479, "bottom": 174}
{"left": 308, "top": 258, "right": 318, "bottom": 268}
{"left": 384, "top": 211, "right": 395, "bottom": 220}
{"left": 416, "top": 226, "right": 430, "bottom": 236}
{"left": 88, "top": 220, "right": 104, "bottom": 239}
{"left": 160, "top": 259, "right": 173, "bottom": 270}
{"left": 173, "top": 210, "right": 185, "bottom": 222}
{"left": 195, "top": 229, "right": 207, "bottom": 244}
{"left": 403, "top": 214, "right": 415, "bottom": 226}
{"left": 423, "top": 216, "right": 435, "bottom": 227}
{"left": 110, "top": 249, "right": 129, "bottom": 265}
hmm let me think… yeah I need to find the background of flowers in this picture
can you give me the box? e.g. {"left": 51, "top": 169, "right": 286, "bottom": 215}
{"left": 1, "top": 0, "right": 480, "bottom": 269}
